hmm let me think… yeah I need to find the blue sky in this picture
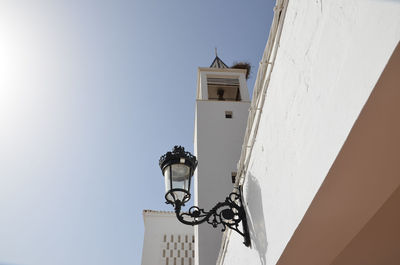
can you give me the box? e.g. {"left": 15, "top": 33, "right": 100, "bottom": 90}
{"left": 0, "top": 1, "right": 274, "bottom": 265}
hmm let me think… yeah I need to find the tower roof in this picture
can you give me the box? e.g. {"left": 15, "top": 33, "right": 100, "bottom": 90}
{"left": 210, "top": 56, "right": 229, "bottom": 69}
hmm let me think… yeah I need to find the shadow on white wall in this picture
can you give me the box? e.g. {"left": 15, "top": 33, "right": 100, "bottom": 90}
{"left": 246, "top": 173, "right": 268, "bottom": 265}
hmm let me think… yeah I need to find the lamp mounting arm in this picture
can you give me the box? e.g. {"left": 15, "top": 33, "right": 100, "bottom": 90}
{"left": 171, "top": 190, "right": 251, "bottom": 247}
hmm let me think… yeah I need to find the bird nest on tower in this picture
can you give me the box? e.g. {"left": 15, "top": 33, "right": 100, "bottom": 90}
{"left": 231, "top": 62, "right": 251, "bottom": 80}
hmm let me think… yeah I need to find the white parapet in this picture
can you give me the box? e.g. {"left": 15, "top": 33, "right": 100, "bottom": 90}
{"left": 141, "top": 210, "right": 195, "bottom": 265}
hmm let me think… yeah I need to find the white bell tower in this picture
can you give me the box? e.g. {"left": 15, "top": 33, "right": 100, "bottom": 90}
{"left": 194, "top": 56, "right": 250, "bottom": 265}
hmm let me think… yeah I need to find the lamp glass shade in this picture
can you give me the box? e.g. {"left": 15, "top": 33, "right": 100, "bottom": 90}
{"left": 159, "top": 146, "right": 197, "bottom": 205}
{"left": 163, "top": 163, "right": 191, "bottom": 202}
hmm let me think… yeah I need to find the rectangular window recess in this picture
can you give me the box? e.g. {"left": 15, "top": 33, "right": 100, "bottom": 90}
{"left": 231, "top": 172, "right": 237, "bottom": 184}
{"left": 207, "top": 77, "right": 241, "bottom": 101}
{"left": 225, "top": 111, "right": 233, "bottom": 119}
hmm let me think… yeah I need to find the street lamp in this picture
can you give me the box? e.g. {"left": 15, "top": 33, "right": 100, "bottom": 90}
{"left": 159, "top": 145, "right": 251, "bottom": 247}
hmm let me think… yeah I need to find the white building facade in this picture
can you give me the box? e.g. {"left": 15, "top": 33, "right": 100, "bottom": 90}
{"left": 141, "top": 210, "right": 195, "bottom": 265}
{"left": 194, "top": 58, "right": 250, "bottom": 265}
{"left": 217, "top": 0, "right": 400, "bottom": 265}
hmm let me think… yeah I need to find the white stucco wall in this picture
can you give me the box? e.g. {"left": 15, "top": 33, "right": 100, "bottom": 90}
{"left": 218, "top": 1, "right": 400, "bottom": 265}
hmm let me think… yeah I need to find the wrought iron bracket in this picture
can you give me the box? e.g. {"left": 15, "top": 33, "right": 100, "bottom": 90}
{"left": 168, "top": 188, "right": 251, "bottom": 247}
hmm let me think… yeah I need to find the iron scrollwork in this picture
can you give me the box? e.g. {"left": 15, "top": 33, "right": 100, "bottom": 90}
{"left": 170, "top": 190, "right": 251, "bottom": 247}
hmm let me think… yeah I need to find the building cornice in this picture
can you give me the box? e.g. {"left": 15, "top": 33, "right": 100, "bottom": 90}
{"left": 142, "top": 209, "right": 175, "bottom": 217}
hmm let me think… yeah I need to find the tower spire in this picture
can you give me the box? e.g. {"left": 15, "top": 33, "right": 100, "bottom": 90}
{"left": 210, "top": 49, "right": 228, "bottom": 69}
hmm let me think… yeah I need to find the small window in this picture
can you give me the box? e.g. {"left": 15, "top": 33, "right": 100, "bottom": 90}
{"left": 225, "top": 111, "right": 232, "bottom": 119}
{"left": 231, "top": 172, "right": 237, "bottom": 184}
